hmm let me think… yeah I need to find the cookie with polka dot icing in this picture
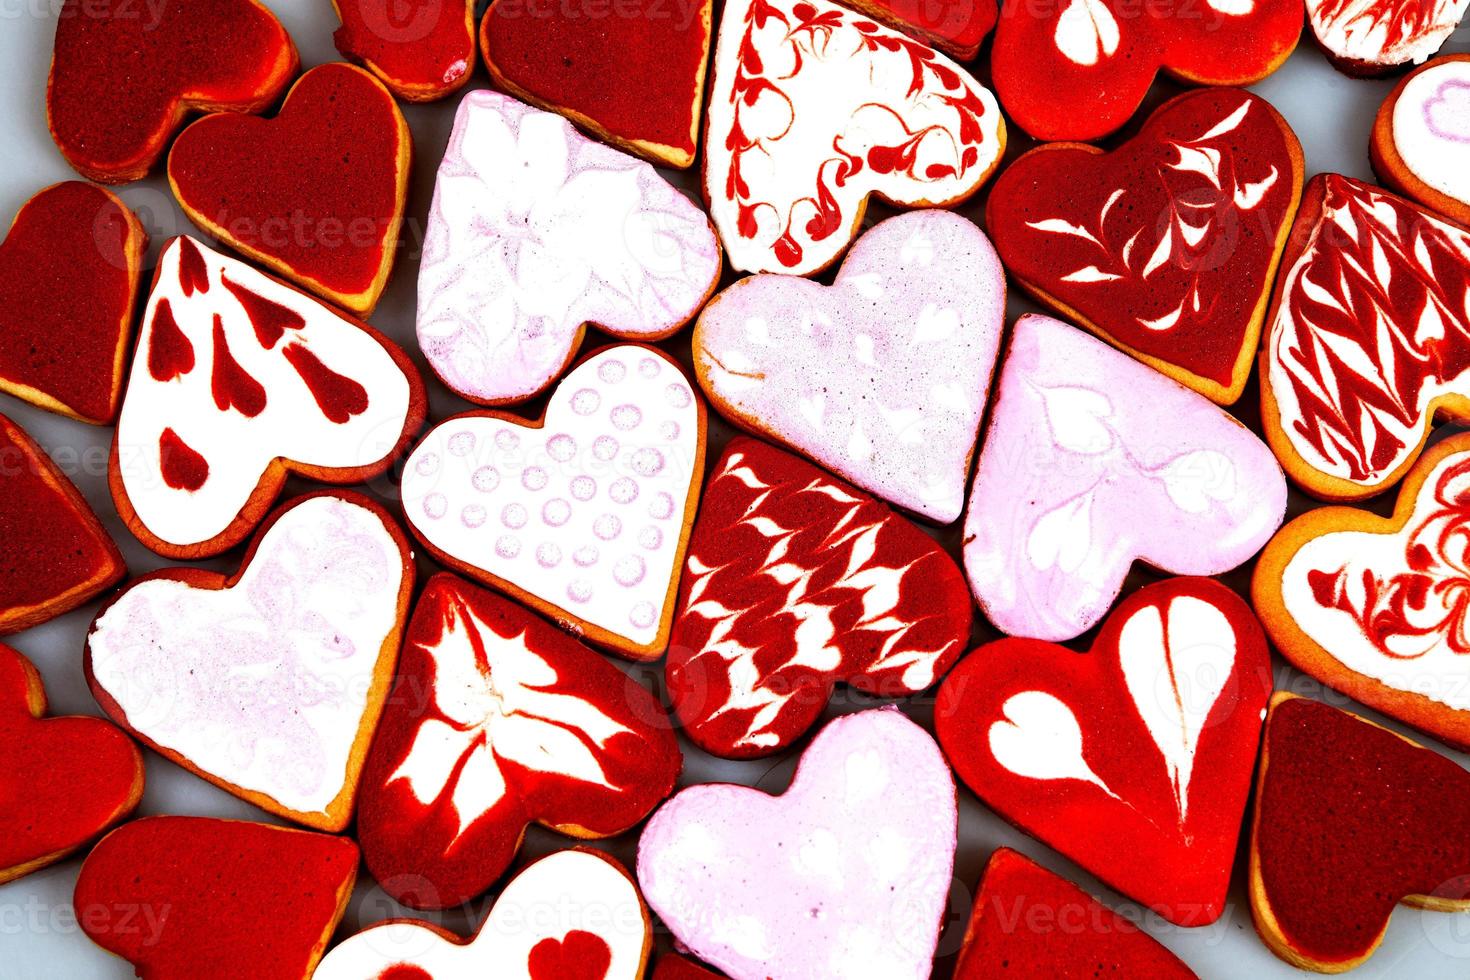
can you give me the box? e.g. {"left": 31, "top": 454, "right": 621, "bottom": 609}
{"left": 357, "top": 572, "right": 681, "bottom": 909}
{"left": 400, "top": 344, "right": 705, "bottom": 661}
{"left": 332, "top": 0, "right": 476, "bottom": 102}
{"left": 1372, "top": 55, "right": 1470, "bottom": 227}
{"left": 1307, "top": 0, "right": 1468, "bottom": 74}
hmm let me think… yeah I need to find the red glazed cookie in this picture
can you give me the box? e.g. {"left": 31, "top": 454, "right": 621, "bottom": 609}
{"left": 332, "top": 0, "right": 476, "bottom": 101}
{"left": 0, "top": 643, "right": 142, "bottom": 885}
{"left": 481, "top": 0, "right": 712, "bottom": 168}
{"left": 168, "top": 62, "right": 410, "bottom": 315}
{"left": 357, "top": 573, "right": 681, "bottom": 909}
{"left": 1249, "top": 694, "right": 1470, "bottom": 972}
{"left": 991, "top": 0, "right": 1301, "bottom": 141}
{"left": 842, "top": 0, "right": 995, "bottom": 58}
{"left": 1372, "top": 54, "right": 1470, "bottom": 227}
{"left": 654, "top": 954, "right": 724, "bottom": 979}
{"left": 47, "top": 0, "right": 297, "bottom": 184}
{"left": 987, "top": 89, "right": 1304, "bottom": 404}
{"left": 935, "top": 577, "right": 1272, "bottom": 926}
{"left": 0, "top": 413, "right": 125, "bottom": 634}
{"left": 667, "top": 437, "right": 971, "bottom": 759}
{"left": 74, "top": 816, "right": 357, "bottom": 980}
{"left": 953, "top": 848, "right": 1198, "bottom": 979}
{"left": 0, "top": 182, "right": 146, "bottom": 423}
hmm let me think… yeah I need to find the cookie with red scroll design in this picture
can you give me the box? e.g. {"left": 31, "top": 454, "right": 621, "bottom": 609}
{"left": 667, "top": 437, "right": 971, "bottom": 759}
{"left": 986, "top": 88, "right": 1303, "bottom": 404}
{"left": 1260, "top": 174, "right": 1470, "bottom": 501}
{"left": 1249, "top": 694, "right": 1470, "bottom": 972}
{"left": 47, "top": 0, "right": 297, "bottom": 184}
{"left": 168, "top": 62, "right": 410, "bottom": 315}
{"left": 1372, "top": 55, "right": 1470, "bottom": 227}
{"left": 1308, "top": 0, "right": 1468, "bottom": 74}
{"left": 332, "top": 0, "right": 475, "bottom": 101}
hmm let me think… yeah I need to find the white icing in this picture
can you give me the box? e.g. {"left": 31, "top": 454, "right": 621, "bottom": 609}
{"left": 1309, "top": 0, "right": 1468, "bottom": 65}
{"left": 988, "top": 691, "right": 1117, "bottom": 797}
{"left": 1393, "top": 61, "right": 1470, "bottom": 205}
{"left": 1054, "top": 0, "right": 1120, "bottom": 66}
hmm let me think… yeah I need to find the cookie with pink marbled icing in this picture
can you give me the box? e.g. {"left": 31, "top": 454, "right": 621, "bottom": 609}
{"left": 638, "top": 707, "right": 956, "bottom": 980}
{"left": 694, "top": 210, "right": 1004, "bottom": 523}
{"left": 964, "top": 314, "right": 1286, "bottom": 642}
{"left": 418, "top": 90, "right": 721, "bottom": 405}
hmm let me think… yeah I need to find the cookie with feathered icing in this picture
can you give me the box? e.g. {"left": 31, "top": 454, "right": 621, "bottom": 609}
{"left": 936, "top": 578, "right": 1273, "bottom": 926}
{"left": 1372, "top": 55, "right": 1470, "bottom": 226}
{"left": 987, "top": 88, "right": 1303, "bottom": 404}
{"left": 332, "top": 0, "right": 475, "bottom": 101}
{"left": 1308, "top": 0, "right": 1468, "bottom": 74}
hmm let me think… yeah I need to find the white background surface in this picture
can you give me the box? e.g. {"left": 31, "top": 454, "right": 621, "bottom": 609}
{"left": 0, "top": 1, "right": 1469, "bottom": 977}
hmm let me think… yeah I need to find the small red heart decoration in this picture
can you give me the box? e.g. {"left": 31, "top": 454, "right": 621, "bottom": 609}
{"left": 529, "top": 930, "right": 614, "bottom": 980}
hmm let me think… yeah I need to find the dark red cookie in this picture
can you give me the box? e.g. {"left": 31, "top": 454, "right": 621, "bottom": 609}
{"left": 654, "top": 954, "right": 725, "bottom": 979}
{"left": 47, "top": 0, "right": 297, "bottom": 184}
{"left": 332, "top": 0, "right": 476, "bottom": 101}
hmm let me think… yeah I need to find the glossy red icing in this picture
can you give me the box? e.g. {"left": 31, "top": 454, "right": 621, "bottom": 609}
{"left": 158, "top": 427, "right": 210, "bottom": 492}
{"left": 935, "top": 578, "right": 1273, "bottom": 926}
{"left": 282, "top": 343, "right": 369, "bottom": 423}
{"left": 528, "top": 931, "right": 612, "bottom": 978}
{"left": 222, "top": 272, "right": 304, "bottom": 347}
{"left": 653, "top": 955, "right": 724, "bottom": 979}
{"left": 74, "top": 816, "right": 357, "bottom": 980}
{"left": 210, "top": 316, "right": 267, "bottom": 417}
{"left": 47, "top": 0, "right": 296, "bottom": 183}
{"left": 357, "top": 574, "right": 682, "bottom": 908}
{"left": 333, "top": 0, "right": 475, "bottom": 101}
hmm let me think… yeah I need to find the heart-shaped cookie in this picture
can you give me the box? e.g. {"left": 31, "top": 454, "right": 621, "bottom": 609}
{"left": 86, "top": 491, "right": 413, "bottom": 831}
{"left": 332, "top": 0, "right": 476, "bottom": 101}
{"left": 1373, "top": 55, "right": 1470, "bottom": 229}
{"left": 358, "top": 573, "right": 681, "bottom": 909}
{"left": 703, "top": 0, "right": 1005, "bottom": 275}
{"left": 668, "top": 437, "right": 972, "bottom": 758}
{"left": 416, "top": 91, "right": 720, "bottom": 405}
{"left": 695, "top": 211, "right": 1004, "bottom": 523}
{"left": 315, "top": 849, "right": 650, "bottom": 979}
{"left": 401, "top": 345, "right": 705, "bottom": 661}
{"left": 47, "top": 0, "right": 297, "bottom": 184}
{"left": 0, "top": 181, "right": 146, "bottom": 423}
{"left": 964, "top": 314, "right": 1286, "bottom": 641}
{"left": 74, "top": 816, "right": 357, "bottom": 980}
{"left": 0, "top": 643, "right": 142, "bottom": 884}
{"left": 1261, "top": 174, "right": 1470, "bottom": 501}
{"left": 481, "top": 0, "right": 712, "bottom": 167}
{"left": 168, "top": 62, "right": 410, "bottom": 315}
{"left": 111, "top": 236, "right": 424, "bottom": 559}
{"left": 935, "top": 577, "right": 1273, "bottom": 926}
{"left": 653, "top": 954, "right": 722, "bottom": 979}
{"left": 1308, "top": 0, "right": 1467, "bottom": 74}
{"left": 987, "top": 89, "right": 1304, "bottom": 404}
{"left": 1249, "top": 694, "right": 1470, "bottom": 972}
{"left": 639, "top": 708, "right": 957, "bottom": 979}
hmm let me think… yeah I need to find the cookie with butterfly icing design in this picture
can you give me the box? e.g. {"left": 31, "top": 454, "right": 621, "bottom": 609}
{"left": 964, "top": 314, "right": 1286, "bottom": 642}
{"left": 417, "top": 91, "right": 720, "bottom": 405}
{"left": 111, "top": 236, "right": 425, "bottom": 559}
{"left": 401, "top": 345, "right": 704, "bottom": 661}
{"left": 703, "top": 0, "right": 1005, "bottom": 276}
{"left": 86, "top": 491, "right": 413, "bottom": 831}
{"left": 694, "top": 210, "right": 1004, "bottom": 524}
{"left": 639, "top": 707, "right": 957, "bottom": 980}
{"left": 667, "top": 437, "right": 972, "bottom": 759}
{"left": 935, "top": 577, "right": 1273, "bottom": 926}
{"left": 1307, "top": 0, "right": 1468, "bottom": 74}
{"left": 1373, "top": 55, "right": 1470, "bottom": 227}
{"left": 357, "top": 573, "right": 680, "bottom": 909}
{"left": 313, "top": 849, "right": 651, "bottom": 979}
{"left": 986, "top": 88, "right": 1304, "bottom": 405}
{"left": 1260, "top": 174, "right": 1470, "bottom": 502}
{"left": 332, "top": 0, "right": 475, "bottom": 101}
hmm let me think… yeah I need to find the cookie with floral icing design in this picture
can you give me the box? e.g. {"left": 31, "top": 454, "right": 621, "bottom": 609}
{"left": 987, "top": 89, "right": 1303, "bottom": 404}
{"left": 0, "top": 182, "right": 146, "bottom": 424}
{"left": 1308, "top": 0, "right": 1468, "bottom": 74}
{"left": 1261, "top": 174, "right": 1470, "bottom": 502}
{"left": 1249, "top": 694, "right": 1470, "bottom": 972}
{"left": 111, "top": 236, "right": 424, "bottom": 559}
{"left": 1373, "top": 55, "right": 1470, "bottom": 226}
{"left": 704, "top": 0, "right": 1005, "bottom": 275}
{"left": 417, "top": 91, "right": 720, "bottom": 405}
{"left": 358, "top": 573, "right": 680, "bottom": 909}
{"left": 47, "top": 0, "right": 297, "bottom": 184}
{"left": 86, "top": 491, "right": 413, "bottom": 831}
{"left": 667, "top": 437, "right": 971, "bottom": 759}
{"left": 0, "top": 643, "right": 142, "bottom": 885}
{"left": 964, "top": 314, "right": 1286, "bottom": 642}
{"left": 481, "top": 0, "right": 712, "bottom": 168}
{"left": 314, "top": 849, "right": 651, "bottom": 979}
{"left": 639, "top": 708, "right": 956, "bottom": 980}
{"left": 695, "top": 210, "right": 1004, "bottom": 523}
{"left": 936, "top": 578, "right": 1272, "bottom": 926}
{"left": 401, "top": 345, "right": 704, "bottom": 661}
{"left": 953, "top": 849, "right": 1198, "bottom": 979}
{"left": 75, "top": 816, "right": 357, "bottom": 980}
{"left": 332, "top": 0, "right": 475, "bottom": 101}
{"left": 991, "top": 0, "right": 1301, "bottom": 141}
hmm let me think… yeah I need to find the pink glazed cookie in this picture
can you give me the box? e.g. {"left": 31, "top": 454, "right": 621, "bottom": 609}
{"left": 964, "top": 314, "right": 1286, "bottom": 641}
{"left": 418, "top": 91, "right": 721, "bottom": 405}
{"left": 638, "top": 707, "right": 957, "bottom": 980}
{"left": 694, "top": 210, "right": 1004, "bottom": 523}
